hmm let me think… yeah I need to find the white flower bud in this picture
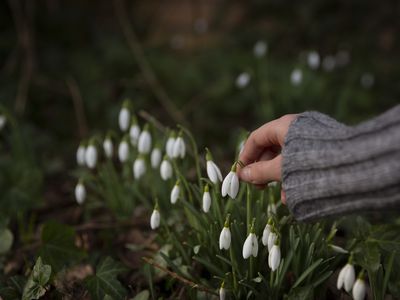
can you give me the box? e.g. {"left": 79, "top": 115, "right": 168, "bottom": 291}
{"left": 322, "top": 55, "right": 336, "bottom": 72}
{"left": 202, "top": 187, "right": 211, "bottom": 213}
{"left": 75, "top": 181, "right": 86, "bottom": 205}
{"left": 290, "top": 68, "right": 303, "bottom": 86}
{"left": 206, "top": 160, "right": 223, "bottom": 184}
{"left": 267, "top": 232, "right": 277, "bottom": 252}
{"left": 166, "top": 135, "right": 176, "bottom": 158}
{"left": 236, "top": 72, "right": 251, "bottom": 89}
{"left": 170, "top": 182, "right": 180, "bottom": 204}
{"left": 329, "top": 244, "right": 348, "bottom": 254}
{"left": 219, "top": 286, "right": 226, "bottom": 300}
{"left": 160, "top": 159, "right": 173, "bottom": 180}
{"left": 242, "top": 233, "right": 258, "bottom": 259}
{"left": 219, "top": 226, "right": 231, "bottom": 250}
{"left": 337, "top": 263, "right": 356, "bottom": 292}
{"left": 85, "top": 144, "right": 98, "bottom": 169}
{"left": 103, "top": 138, "right": 113, "bottom": 158}
{"left": 150, "top": 209, "right": 160, "bottom": 230}
{"left": 133, "top": 157, "right": 146, "bottom": 179}
{"left": 360, "top": 72, "right": 374, "bottom": 89}
{"left": 151, "top": 148, "right": 162, "bottom": 169}
{"left": 138, "top": 128, "right": 152, "bottom": 154}
{"left": 129, "top": 124, "right": 141, "bottom": 146}
{"left": 253, "top": 40, "right": 267, "bottom": 58}
{"left": 172, "top": 136, "right": 186, "bottom": 159}
{"left": 352, "top": 278, "right": 367, "bottom": 300}
{"left": 221, "top": 169, "right": 239, "bottom": 199}
{"left": 76, "top": 144, "right": 86, "bottom": 166}
{"left": 0, "top": 115, "right": 7, "bottom": 130}
{"left": 307, "top": 51, "right": 320, "bottom": 70}
{"left": 268, "top": 244, "right": 281, "bottom": 271}
{"left": 118, "top": 107, "right": 130, "bottom": 131}
{"left": 262, "top": 224, "right": 271, "bottom": 246}
{"left": 118, "top": 140, "right": 130, "bottom": 163}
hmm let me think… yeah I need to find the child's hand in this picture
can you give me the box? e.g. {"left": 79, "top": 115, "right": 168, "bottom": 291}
{"left": 238, "top": 114, "right": 298, "bottom": 203}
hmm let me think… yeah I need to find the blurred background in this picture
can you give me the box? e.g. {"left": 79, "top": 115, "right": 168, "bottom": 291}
{"left": 0, "top": 0, "right": 399, "bottom": 206}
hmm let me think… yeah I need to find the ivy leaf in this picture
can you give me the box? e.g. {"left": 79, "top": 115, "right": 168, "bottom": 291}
{"left": 22, "top": 257, "right": 51, "bottom": 300}
{"left": 39, "top": 221, "right": 85, "bottom": 272}
{"left": 85, "top": 257, "right": 128, "bottom": 300}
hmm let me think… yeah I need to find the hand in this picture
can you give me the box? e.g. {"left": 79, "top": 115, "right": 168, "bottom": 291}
{"left": 238, "top": 114, "right": 298, "bottom": 203}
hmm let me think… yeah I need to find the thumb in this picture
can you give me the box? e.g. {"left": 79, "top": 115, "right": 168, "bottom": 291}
{"left": 239, "top": 155, "right": 282, "bottom": 184}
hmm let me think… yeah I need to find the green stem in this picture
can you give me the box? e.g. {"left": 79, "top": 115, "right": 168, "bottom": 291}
{"left": 171, "top": 159, "right": 193, "bottom": 203}
{"left": 212, "top": 186, "right": 224, "bottom": 228}
{"left": 246, "top": 184, "right": 251, "bottom": 234}
{"left": 229, "top": 246, "right": 238, "bottom": 292}
{"left": 249, "top": 256, "right": 254, "bottom": 280}
{"left": 179, "top": 125, "right": 202, "bottom": 188}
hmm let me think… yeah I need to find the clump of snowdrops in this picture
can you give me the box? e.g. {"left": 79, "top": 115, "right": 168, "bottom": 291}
{"left": 74, "top": 100, "right": 399, "bottom": 299}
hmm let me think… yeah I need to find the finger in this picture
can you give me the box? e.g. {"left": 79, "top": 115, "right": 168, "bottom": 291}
{"left": 238, "top": 155, "right": 282, "bottom": 184}
{"left": 239, "top": 120, "right": 280, "bottom": 167}
{"left": 258, "top": 149, "right": 279, "bottom": 161}
{"left": 281, "top": 190, "right": 286, "bottom": 205}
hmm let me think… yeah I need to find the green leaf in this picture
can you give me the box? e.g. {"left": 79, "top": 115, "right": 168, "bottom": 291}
{"left": 22, "top": 257, "right": 52, "bottom": 300}
{"left": 0, "top": 275, "right": 26, "bottom": 300}
{"left": 131, "top": 290, "right": 150, "bottom": 300}
{"left": 0, "top": 228, "right": 13, "bottom": 254}
{"left": 39, "top": 221, "right": 84, "bottom": 272}
{"left": 292, "top": 258, "right": 323, "bottom": 289}
{"left": 85, "top": 257, "right": 128, "bottom": 300}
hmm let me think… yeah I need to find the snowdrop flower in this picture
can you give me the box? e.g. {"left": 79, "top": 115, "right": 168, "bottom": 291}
{"left": 221, "top": 163, "right": 240, "bottom": 199}
{"left": 307, "top": 51, "right": 320, "bottom": 70}
{"left": 219, "top": 216, "right": 231, "bottom": 250}
{"left": 242, "top": 223, "right": 258, "bottom": 259}
{"left": 268, "top": 203, "right": 277, "bottom": 216}
{"left": 253, "top": 40, "right": 267, "bottom": 58}
{"left": 151, "top": 147, "right": 162, "bottom": 169}
{"left": 129, "top": 121, "right": 141, "bottom": 146}
{"left": 170, "top": 180, "right": 180, "bottom": 204}
{"left": 290, "top": 68, "right": 303, "bottom": 86}
{"left": 268, "top": 243, "right": 281, "bottom": 271}
{"left": 138, "top": 124, "right": 152, "bottom": 154}
{"left": 165, "top": 131, "right": 176, "bottom": 158}
{"left": 160, "top": 156, "right": 173, "bottom": 180}
{"left": 75, "top": 180, "right": 86, "bottom": 205}
{"left": 202, "top": 185, "right": 212, "bottom": 213}
{"left": 267, "top": 231, "right": 277, "bottom": 252}
{"left": 337, "top": 262, "right": 356, "bottom": 292}
{"left": 76, "top": 143, "right": 86, "bottom": 166}
{"left": 236, "top": 72, "right": 251, "bottom": 89}
{"left": 150, "top": 205, "right": 160, "bottom": 230}
{"left": 0, "top": 114, "right": 6, "bottom": 130}
{"left": 118, "top": 102, "right": 130, "bottom": 132}
{"left": 219, "top": 282, "right": 226, "bottom": 300}
{"left": 118, "top": 137, "right": 130, "bottom": 163}
{"left": 103, "top": 136, "right": 113, "bottom": 159}
{"left": 205, "top": 149, "right": 223, "bottom": 184}
{"left": 360, "top": 72, "right": 374, "bottom": 89}
{"left": 352, "top": 275, "right": 367, "bottom": 300}
{"left": 172, "top": 132, "right": 186, "bottom": 159}
{"left": 262, "top": 222, "right": 272, "bottom": 246}
{"left": 133, "top": 156, "right": 146, "bottom": 179}
{"left": 322, "top": 55, "right": 336, "bottom": 72}
{"left": 85, "top": 142, "right": 98, "bottom": 169}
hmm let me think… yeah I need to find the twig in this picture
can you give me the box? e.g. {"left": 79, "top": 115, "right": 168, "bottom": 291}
{"left": 138, "top": 109, "right": 166, "bottom": 133}
{"left": 113, "top": 0, "right": 187, "bottom": 126}
{"left": 142, "top": 257, "right": 217, "bottom": 296}
{"left": 66, "top": 77, "right": 88, "bottom": 139}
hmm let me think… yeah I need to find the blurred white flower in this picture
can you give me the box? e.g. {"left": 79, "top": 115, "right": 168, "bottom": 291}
{"left": 268, "top": 203, "right": 277, "bottom": 216}
{"left": 336, "top": 50, "right": 350, "bottom": 67}
{"left": 170, "top": 181, "right": 180, "bottom": 204}
{"left": 138, "top": 125, "right": 152, "bottom": 154}
{"left": 219, "top": 284, "right": 226, "bottom": 300}
{"left": 360, "top": 72, "right": 374, "bottom": 89}
{"left": 262, "top": 223, "right": 272, "bottom": 246}
{"left": 133, "top": 156, "right": 146, "bottom": 179}
{"left": 150, "top": 208, "right": 160, "bottom": 230}
{"left": 118, "top": 105, "right": 130, "bottom": 132}
{"left": 160, "top": 158, "right": 173, "bottom": 180}
{"left": 267, "top": 232, "right": 277, "bottom": 252}
{"left": 0, "top": 115, "right": 6, "bottom": 130}
{"left": 242, "top": 232, "right": 258, "bottom": 259}
{"left": 253, "top": 40, "right": 268, "bottom": 58}
{"left": 219, "top": 226, "right": 231, "bottom": 250}
{"left": 103, "top": 137, "right": 113, "bottom": 159}
{"left": 206, "top": 150, "right": 223, "bottom": 184}
{"left": 76, "top": 144, "right": 86, "bottom": 166}
{"left": 322, "top": 55, "right": 336, "bottom": 72}
{"left": 166, "top": 132, "right": 176, "bottom": 158}
{"left": 307, "top": 51, "right": 320, "bottom": 70}
{"left": 290, "top": 68, "right": 303, "bottom": 86}
{"left": 85, "top": 143, "right": 98, "bottom": 169}
{"left": 118, "top": 139, "right": 130, "bottom": 163}
{"left": 221, "top": 164, "right": 239, "bottom": 199}
{"left": 352, "top": 277, "right": 367, "bottom": 300}
{"left": 202, "top": 185, "right": 212, "bottom": 213}
{"left": 236, "top": 72, "right": 251, "bottom": 89}
{"left": 329, "top": 244, "right": 349, "bottom": 254}
{"left": 151, "top": 148, "right": 162, "bottom": 169}
{"left": 75, "top": 181, "right": 86, "bottom": 205}
{"left": 268, "top": 244, "right": 281, "bottom": 271}
{"left": 172, "top": 134, "right": 186, "bottom": 159}
{"left": 129, "top": 123, "right": 141, "bottom": 146}
{"left": 337, "top": 263, "right": 356, "bottom": 292}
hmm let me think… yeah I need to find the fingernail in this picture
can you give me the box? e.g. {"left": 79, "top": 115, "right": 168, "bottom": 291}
{"left": 241, "top": 167, "right": 251, "bottom": 181}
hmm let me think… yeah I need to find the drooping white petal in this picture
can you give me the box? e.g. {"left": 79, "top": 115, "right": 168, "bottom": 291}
{"left": 243, "top": 233, "right": 258, "bottom": 259}
{"left": 133, "top": 158, "right": 146, "bottom": 179}
{"left": 329, "top": 244, "right": 348, "bottom": 254}
{"left": 290, "top": 68, "right": 303, "bottom": 86}
{"left": 75, "top": 182, "right": 86, "bottom": 205}
{"left": 151, "top": 148, "right": 162, "bottom": 169}
{"left": 160, "top": 159, "right": 173, "bottom": 180}
{"left": 229, "top": 172, "right": 239, "bottom": 199}
{"left": 344, "top": 264, "right": 356, "bottom": 292}
{"left": 166, "top": 137, "right": 175, "bottom": 158}
{"left": 269, "top": 245, "right": 281, "bottom": 271}
{"left": 221, "top": 172, "right": 233, "bottom": 197}
{"left": 207, "top": 161, "right": 222, "bottom": 184}
{"left": 150, "top": 209, "right": 160, "bottom": 229}
{"left": 268, "top": 232, "right": 277, "bottom": 252}
{"left": 138, "top": 130, "right": 152, "bottom": 154}
{"left": 85, "top": 145, "right": 98, "bottom": 169}
{"left": 118, "top": 107, "right": 130, "bottom": 131}
{"left": 337, "top": 264, "right": 347, "bottom": 290}
{"left": 0, "top": 115, "right": 6, "bottom": 130}
{"left": 103, "top": 138, "right": 113, "bottom": 158}
{"left": 262, "top": 224, "right": 271, "bottom": 246}
{"left": 118, "top": 140, "right": 129, "bottom": 163}
{"left": 170, "top": 184, "right": 180, "bottom": 204}
{"left": 219, "top": 227, "right": 231, "bottom": 250}
{"left": 352, "top": 278, "right": 367, "bottom": 300}
{"left": 307, "top": 51, "right": 320, "bottom": 70}
{"left": 268, "top": 203, "right": 277, "bottom": 216}
{"left": 251, "top": 234, "right": 259, "bottom": 257}
{"left": 76, "top": 145, "right": 86, "bottom": 166}
{"left": 236, "top": 72, "right": 251, "bottom": 89}
{"left": 202, "top": 191, "right": 212, "bottom": 213}
{"left": 253, "top": 40, "right": 267, "bottom": 58}
{"left": 172, "top": 137, "right": 185, "bottom": 158}
{"left": 129, "top": 124, "right": 141, "bottom": 146}
{"left": 219, "top": 287, "right": 226, "bottom": 300}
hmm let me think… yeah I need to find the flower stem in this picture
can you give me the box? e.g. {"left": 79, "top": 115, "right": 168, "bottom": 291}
{"left": 212, "top": 186, "right": 224, "bottom": 228}
{"left": 246, "top": 184, "right": 251, "bottom": 234}
{"left": 171, "top": 159, "right": 193, "bottom": 203}
{"left": 229, "top": 246, "right": 238, "bottom": 292}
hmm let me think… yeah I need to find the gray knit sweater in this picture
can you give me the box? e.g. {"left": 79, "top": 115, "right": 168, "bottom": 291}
{"left": 282, "top": 105, "right": 400, "bottom": 222}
